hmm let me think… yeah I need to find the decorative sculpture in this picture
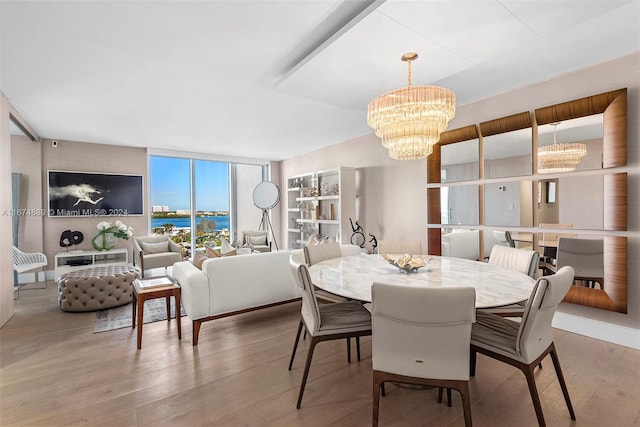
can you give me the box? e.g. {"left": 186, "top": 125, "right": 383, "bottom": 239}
{"left": 349, "top": 217, "right": 365, "bottom": 248}
{"left": 59, "top": 229, "right": 84, "bottom": 248}
{"left": 369, "top": 233, "right": 378, "bottom": 254}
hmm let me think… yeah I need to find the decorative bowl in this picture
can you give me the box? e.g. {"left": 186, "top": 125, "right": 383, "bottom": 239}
{"left": 383, "top": 254, "right": 430, "bottom": 273}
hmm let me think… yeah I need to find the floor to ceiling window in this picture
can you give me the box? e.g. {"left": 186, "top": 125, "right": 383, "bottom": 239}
{"left": 149, "top": 155, "right": 265, "bottom": 258}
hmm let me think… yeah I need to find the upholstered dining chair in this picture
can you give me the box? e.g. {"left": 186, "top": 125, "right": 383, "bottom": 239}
{"left": 288, "top": 262, "right": 372, "bottom": 409}
{"left": 12, "top": 245, "right": 48, "bottom": 299}
{"left": 303, "top": 242, "right": 348, "bottom": 303}
{"left": 492, "top": 230, "right": 515, "bottom": 248}
{"left": 481, "top": 245, "right": 540, "bottom": 318}
{"left": 372, "top": 283, "right": 475, "bottom": 427}
{"left": 470, "top": 266, "right": 576, "bottom": 427}
{"left": 556, "top": 237, "right": 604, "bottom": 290}
{"left": 377, "top": 240, "right": 422, "bottom": 255}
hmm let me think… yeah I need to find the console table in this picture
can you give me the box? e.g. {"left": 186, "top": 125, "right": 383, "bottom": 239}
{"left": 54, "top": 248, "right": 128, "bottom": 279}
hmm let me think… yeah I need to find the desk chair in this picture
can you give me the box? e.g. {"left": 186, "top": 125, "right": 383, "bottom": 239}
{"left": 372, "top": 283, "right": 475, "bottom": 427}
{"left": 470, "top": 266, "right": 576, "bottom": 427}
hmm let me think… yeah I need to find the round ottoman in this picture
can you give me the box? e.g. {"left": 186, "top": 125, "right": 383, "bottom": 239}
{"left": 57, "top": 265, "right": 141, "bottom": 312}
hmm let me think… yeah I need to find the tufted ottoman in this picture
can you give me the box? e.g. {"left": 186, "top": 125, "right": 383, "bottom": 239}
{"left": 57, "top": 265, "right": 141, "bottom": 312}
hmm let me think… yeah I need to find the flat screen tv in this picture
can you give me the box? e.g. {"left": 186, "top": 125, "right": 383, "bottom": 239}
{"left": 48, "top": 170, "right": 144, "bottom": 217}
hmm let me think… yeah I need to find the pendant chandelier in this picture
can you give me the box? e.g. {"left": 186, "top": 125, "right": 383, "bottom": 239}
{"left": 367, "top": 52, "right": 456, "bottom": 160}
{"left": 538, "top": 122, "right": 587, "bottom": 173}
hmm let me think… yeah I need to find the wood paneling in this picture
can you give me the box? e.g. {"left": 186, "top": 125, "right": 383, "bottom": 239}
{"left": 479, "top": 112, "right": 531, "bottom": 137}
{"left": 604, "top": 173, "right": 627, "bottom": 231}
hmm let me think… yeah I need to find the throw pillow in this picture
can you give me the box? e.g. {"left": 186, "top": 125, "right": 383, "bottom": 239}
{"left": 192, "top": 252, "right": 208, "bottom": 270}
{"left": 140, "top": 241, "right": 169, "bottom": 254}
{"left": 247, "top": 235, "right": 267, "bottom": 246}
{"left": 205, "top": 245, "right": 221, "bottom": 258}
{"left": 222, "top": 249, "right": 237, "bottom": 257}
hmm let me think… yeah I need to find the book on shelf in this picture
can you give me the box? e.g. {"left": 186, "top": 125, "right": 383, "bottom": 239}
{"left": 136, "top": 277, "right": 175, "bottom": 289}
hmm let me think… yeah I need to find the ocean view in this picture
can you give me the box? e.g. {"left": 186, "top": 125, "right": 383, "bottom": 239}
{"left": 151, "top": 215, "right": 230, "bottom": 230}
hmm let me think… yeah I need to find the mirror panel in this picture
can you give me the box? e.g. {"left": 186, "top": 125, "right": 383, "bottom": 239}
{"left": 538, "top": 176, "right": 604, "bottom": 230}
{"left": 440, "top": 184, "right": 478, "bottom": 226}
{"left": 441, "top": 139, "right": 479, "bottom": 183}
{"left": 441, "top": 228, "right": 481, "bottom": 261}
{"left": 538, "top": 114, "right": 603, "bottom": 174}
{"left": 483, "top": 128, "right": 532, "bottom": 178}
{"left": 484, "top": 180, "right": 533, "bottom": 227}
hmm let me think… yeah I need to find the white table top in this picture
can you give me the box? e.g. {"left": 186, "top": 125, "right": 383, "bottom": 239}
{"left": 308, "top": 254, "right": 535, "bottom": 309}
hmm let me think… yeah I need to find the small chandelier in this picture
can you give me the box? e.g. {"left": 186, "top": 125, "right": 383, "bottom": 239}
{"left": 538, "top": 122, "right": 587, "bottom": 173}
{"left": 367, "top": 52, "right": 456, "bottom": 160}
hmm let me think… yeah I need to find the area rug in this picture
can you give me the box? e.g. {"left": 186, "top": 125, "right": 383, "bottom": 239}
{"left": 93, "top": 298, "right": 186, "bottom": 333}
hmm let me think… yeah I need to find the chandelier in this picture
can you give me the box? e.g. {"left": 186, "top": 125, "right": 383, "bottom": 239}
{"left": 538, "top": 122, "right": 587, "bottom": 173}
{"left": 367, "top": 52, "right": 456, "bottom": 160}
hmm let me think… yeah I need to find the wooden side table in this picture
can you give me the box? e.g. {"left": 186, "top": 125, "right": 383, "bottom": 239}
{"left": 132, "top": 278, "right": 181, "bottom": 349}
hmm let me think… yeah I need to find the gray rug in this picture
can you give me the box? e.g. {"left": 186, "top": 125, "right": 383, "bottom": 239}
{"left": 93, "top": 298, "right": 186, "bottom": 333}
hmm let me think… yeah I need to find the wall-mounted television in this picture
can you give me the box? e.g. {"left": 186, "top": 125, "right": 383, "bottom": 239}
{"left": 48, "top": 170, "right": 144, "bottom": 217}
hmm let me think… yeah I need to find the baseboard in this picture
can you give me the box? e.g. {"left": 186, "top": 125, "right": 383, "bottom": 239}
{"left": 553, "top": 312, "right": 640, "bottom": 350}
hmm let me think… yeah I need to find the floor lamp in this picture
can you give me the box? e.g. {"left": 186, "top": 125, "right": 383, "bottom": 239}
{"left": 253, "top": 181, "right": 280, "bottom": 251}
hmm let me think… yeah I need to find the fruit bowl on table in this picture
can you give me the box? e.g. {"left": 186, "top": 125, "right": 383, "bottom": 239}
{"left": 383, "top": 254, "right": 431, "bottom": 273}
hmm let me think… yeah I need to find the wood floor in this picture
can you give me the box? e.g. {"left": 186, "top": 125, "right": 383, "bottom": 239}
{"left": 2, "top": 284, "right": 639, "bottom": 427}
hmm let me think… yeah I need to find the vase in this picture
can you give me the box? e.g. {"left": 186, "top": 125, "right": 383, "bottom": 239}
{"left": 91, "top": 231, "right": 117, "bottom": 251}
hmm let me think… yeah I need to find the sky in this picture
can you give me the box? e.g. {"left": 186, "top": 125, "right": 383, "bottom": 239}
{"left": 150, "top": 156, "right": 230, "bottom": 211}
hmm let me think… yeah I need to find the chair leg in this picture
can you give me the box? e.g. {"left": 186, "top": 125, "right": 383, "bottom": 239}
{"left": 373, "top": 371, "right": 382, "bottom": 427}
{"left": 381, "top": 382, "right": 386, "bottom": 397}
{"left": 458, "top": 381, "right": 473, "bottom": 427}
{"left": 447, "top": 388, "right": 452, "bottom": 407}
{"left": 356, "top": 336, "right": 361, "bottom": 361}
{"left": 522, "top": 363, "right": 546, "bottom": 427}
{"left": 289, "top": 320, "right": 304, "bottom": 370}
{"left": 347, "top": 337, "right": 351, "bottom": 363}
{"left": 437, "top": 387, "right": 443, "bottom": 403}
{"left": 296, "top": 336, "right": 319, "bottom": 409}
{"left": 470, "top": 349, "right": 477, "bottom": 376}
{"left": 549, "top": 345, "right": 576, "bottom": 420}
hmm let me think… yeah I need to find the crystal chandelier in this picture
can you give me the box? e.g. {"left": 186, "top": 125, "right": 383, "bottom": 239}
{"left": 367, "top": 52, "right": 456, "bottom": 160}
{"left": 538, "top": 122, "right": 587, "bottom": 173}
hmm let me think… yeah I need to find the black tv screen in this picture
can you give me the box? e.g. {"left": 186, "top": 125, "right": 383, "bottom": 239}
{"left": 48, "top": 170, "right": 144, "bottom": 217}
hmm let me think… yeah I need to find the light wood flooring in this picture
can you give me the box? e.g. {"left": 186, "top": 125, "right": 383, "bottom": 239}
{"left": 1, "top": 283, "right": 639, "bottom": 427}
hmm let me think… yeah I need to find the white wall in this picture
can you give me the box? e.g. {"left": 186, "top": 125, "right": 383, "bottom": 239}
{"left": 279, "top": 136, "right": 427, "bottom": 253}
{"left": 0, "top": 93, "right": 14, "bottom": 327}
{"left": 280, "top": 52, "right": 640, "bottom": 343}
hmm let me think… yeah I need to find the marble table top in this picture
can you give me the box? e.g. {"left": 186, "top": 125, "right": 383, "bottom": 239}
{"left": 308, "top": 254, "right": 535, "bottom": 309}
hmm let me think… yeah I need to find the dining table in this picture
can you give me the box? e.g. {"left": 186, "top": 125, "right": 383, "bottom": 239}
{"left": 308, "top": 254, "right": 535, "bottom": 309}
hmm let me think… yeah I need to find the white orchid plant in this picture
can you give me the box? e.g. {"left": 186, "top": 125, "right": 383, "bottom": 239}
{"left": 96, "top": 220, "right": 134, "bottom": 240}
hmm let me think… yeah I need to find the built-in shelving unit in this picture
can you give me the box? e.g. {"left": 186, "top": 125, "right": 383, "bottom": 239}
{"left": 286, "top": 167, "right": 356, "bottom": 250}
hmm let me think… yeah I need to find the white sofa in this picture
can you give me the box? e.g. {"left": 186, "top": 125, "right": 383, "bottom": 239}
{"left": 172, "top": 250, "right": 300, "bottom": 345}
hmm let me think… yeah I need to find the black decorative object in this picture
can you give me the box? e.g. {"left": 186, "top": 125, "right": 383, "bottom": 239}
{"left": 349, "top": 217, "right": 365, "bottom": 248}
{"left": 369, "top": 234, "right": 378, "bottom": 253}
{"left": 60, "top": 229, "right": 84, "bottom": 248}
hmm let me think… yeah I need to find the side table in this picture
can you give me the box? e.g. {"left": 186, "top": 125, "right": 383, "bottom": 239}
{"left": 132, "top": 277, "right": 181, "bottom": 349}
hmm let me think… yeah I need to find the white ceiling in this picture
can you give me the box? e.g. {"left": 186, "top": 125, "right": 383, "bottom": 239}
{"left": 1, "top": 1, "right": 638, "bottom": 161}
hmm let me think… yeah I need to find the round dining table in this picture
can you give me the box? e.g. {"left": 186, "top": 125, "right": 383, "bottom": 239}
{"left": 308, "top": 254, "right": 535, "bottom": 309}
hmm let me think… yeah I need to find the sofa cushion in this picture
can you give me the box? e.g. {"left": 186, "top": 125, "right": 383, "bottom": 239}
{"left": 140, "top": 241, "right": 169, "bottom": 254}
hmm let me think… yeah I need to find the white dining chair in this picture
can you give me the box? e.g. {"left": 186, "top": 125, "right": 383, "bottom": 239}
{"left": 288, "top": 262, "right": 372, "bottom": 409}
{"left": 556, "top": 237, "right": 604, "bottom": 290}
{"left": 482, "top": 245, "right": 539, "bottom": 317}
{"left": 470, "top": 266, "right": 576, "bottom": 427}
{"left": 492, "top": 230, "right": 515, "bottom": 248}
{"left": 372, "top": 283, "right": 475, "bottom": 427}
{"left": 12, "top": 245, "right": 48, "bottom": 299}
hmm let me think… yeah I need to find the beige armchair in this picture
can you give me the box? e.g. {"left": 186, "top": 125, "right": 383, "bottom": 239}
{"left": 238, "top": 230, "right": 271, "bottom": 253}
{"left": 132, "top": 236, "right": 183, "bottom": 277}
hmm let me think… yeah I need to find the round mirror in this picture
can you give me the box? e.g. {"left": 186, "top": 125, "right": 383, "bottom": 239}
{"left": 253, "top": 181, "right": 280, "bottom": 210}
